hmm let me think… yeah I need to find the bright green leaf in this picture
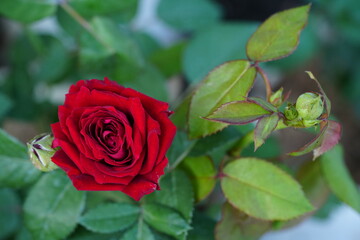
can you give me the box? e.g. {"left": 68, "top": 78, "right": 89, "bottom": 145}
{"left": 0, "top": 0, "right": 56, "bottom": 23}
{"left": 254, "top": 113, "right": 280, "bottom": 150}
{"left": 80, "top": 203, "right": 140, "bottom": 233}
{"left": 320, "top": 145, "right": 360, "bottom": 213}
{"left": 180, "top": 156, "right": 216, "bottom": 202}
{"left": 206, "top": 100, "right": 271, "bottom": 125}
{"left": 145, "top": 170, "right": 194, "bottom": 222}
{"left": 246, "top": 4, "right": 310, "bottom": 61}
{"left": 0, "top": 129, "right": 27, "bottom": 158}
{"left": 188, "top": 60, "right": 256, "bottom": 139}
{"left": 142, "top": 203, "right": 191, "bottom": 239}
{"left": 120, "top": 221, "right": 155, "bottom": 240}
{"left": 0, "top": 189, "right": 20, "bottom": 239}
{"left": 183, "top": 23, "right": 258, "bottom": 83}
{"left": 0, "top": 156, "right": 41, "bottom": 188}
{"left": 221, "top": 158, "right": 314, "bottom": 220}
{"left": 24, "top": 171, "right": 86, "bottom": 240}
{"left": 215, "top": 202, "right": 270, "bottom": 240}
{"left": 157, "top": 0, "right": 221, "bottom": 32}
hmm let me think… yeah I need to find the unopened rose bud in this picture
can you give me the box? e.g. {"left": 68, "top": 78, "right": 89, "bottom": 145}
{"left": 27, "top": 133, "right": 58, "bottom": 172}
{"left": 284, "top": 104, "right": 298, "bottom": 120}
{"left": 296, "top": 92, "right": 324, "bottom": 120}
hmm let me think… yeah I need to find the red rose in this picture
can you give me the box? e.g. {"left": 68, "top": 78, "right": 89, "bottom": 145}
{"left": 51, "top": 78, "right": 176, "bottom": 200}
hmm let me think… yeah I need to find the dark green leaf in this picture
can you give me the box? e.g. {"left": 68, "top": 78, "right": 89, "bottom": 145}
{"left": 206, "top": 100, "right": 271, "bottom": 125}
{"left": 150, "top": 42, "right": 186, "bottom": 78}
{"left": 297, "top": 161, "right": 330, "bottom": 209}
{"left": 187, "top": 212, "right": 216, "bottom": 240}
{"left": 183, "top": 23, "right": 258, "bottom": 83}
{"left": 157, "top": 0, "right": 221, "bottom": 32}
{"left": 145, "top": 170, "right": 193, "bottom": 222}
{"left": 320, "top": 145, "right": 360, "bottom": 213}
{"left": 246, "top": 5, "right": 310, "bottom": 61}
{"left": 215, "top": 202, "right": 271, "bottom": 240}
{"left": 67, "top": 226, "right": 121, "bottom": 240}
{"left": 0, "top": 129, "right": 27, "bottom": 158}
{"left": 0, "top": 189, "right": 20, "bottom": 239}
{"left": 142, "top": 203, "right": 190, "bottom": 239}
{"left": 69, "top": 0, "right": 138, "bottom": 22}
{"left": 167, "top": 131, "right": 196, "bottom": 168}
{"left": 189, "top": 60, "right": 256, "bottom": 139}
{"left": 0, "top": 93, "right": 12, "bottom": 120}
{"left": 120, "top": 221, "right": 154, "bottom": 240}
{"left": 0, "top": 0, "right": 56, "bottom": 23}
{"left": 254, "top": 113, "right": 280, "bottom": 150}
{"left": 0, "top": 156, "right": 41, "bottom": 188}
{"left": 180, "top": 156, "right": 216, "bottom": 202}
{"left": 24, "top": 171, "right": 86, "bottom": 240}
{"left": 221, "top": 158, "right": 314, "bottom": 220}
{"left": 80, "top": 203, "right": 140, "bottom": 233}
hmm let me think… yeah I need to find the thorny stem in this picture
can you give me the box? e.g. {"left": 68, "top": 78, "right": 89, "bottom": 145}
{"left": 255, "top": 65, "right": 273, "bottom": 101}
{"left": 60, "top": 1, "right": 112, "bottom": 51}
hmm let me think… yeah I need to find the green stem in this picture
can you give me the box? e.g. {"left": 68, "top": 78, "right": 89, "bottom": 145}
{"left": 60, "top": 1, "right": 112, "bottom": 51}
{"left": 256, "top": 66, "right": 272, "bottom": 101}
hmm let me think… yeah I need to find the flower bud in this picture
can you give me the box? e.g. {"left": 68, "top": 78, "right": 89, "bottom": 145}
{"left": 27, "top": 133, "right": 58, "bottom": 172}
{"left": 284, "top": 104, "right": 298, "bottom": 120}
{"left": 296, "top": 92, "right": 324, "bottom": 120}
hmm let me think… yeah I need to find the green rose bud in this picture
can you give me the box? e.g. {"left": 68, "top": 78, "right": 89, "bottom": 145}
{"left": 284, "top": 104, "right": 298, "bottom": 121}
{"left": 27, "top": 133, "right": 58, "bottom": 172}
{"left": 296, "top": 92, "right": 324, "bottom": 120}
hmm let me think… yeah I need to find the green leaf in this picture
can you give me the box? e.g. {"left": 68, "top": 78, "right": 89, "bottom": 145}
{"left": 289, "top": 120, "right": 341, "bottom": 159}
{"left": 0, "top": 93, "right": 12, "bottom": 120}
{"left": 34, "top": 36, "right": 71, "bottom": 83}
{"left": 188, "top": 60, "right": 256, "bottom": 139}
{"left": 221, "top": 158, "right": 314, "bottom": 220}
{"left": 187, "top": 212, "right": 216, "bottom": 240}
{"left": 0, "top": 189, "right": 21, "bottom": 239}
{"left": 142, "top": 203, "right": 191, "bottom": 239}
{"left": 0, "top": 156, "right": 41, "bottom": 188}
{"left": 167, "top": 131, "right": 196, "bottom": 168}
{"left": 171, "top": 95, "right": 191, "bottom": 130}
{"left": 67, "top": 227, "right": 121, "bottom": 240}
{"left": 254, "top": 113, "right": 280, "bottom": 150}
{"left": 120, "top": 221, "right": 155, "bottom": 240}
{"left": 215, "top": 202, "right": 271, "bottom": 240}
{"left": 150, "top": 42, "right": 186, "bottom": 78}
{"left": 157, "top": 0, "right": 221, "bottom": 32}
{"left": 180, "top": 156, "right": 216, "bottom": 202}
{"left": 183, "top": 23, "right": 258, "bottom": 83}
{"left": 297, "top": 161, "right": 330, "bottom": 209}
{"left": 145, "top": 170, "right": 194, "bottom": 222}
{"left": 0, "top": 129, "right": 27, "bottom": 158}
{"left": 24, "top": 171, "right": 86, "bottom": 240}
{"left": 249, "top": 97, "right": 278, "bottom": 112}
{"left": 80, "top": 203, "right": 140, "bottom": 233}
{"left": 69, "top": 0, "right": 138, "bottom": 22}
{"left": 320, "top": 145, "right": 360, "bottom": 213}
{"left": 246, "top": 4, "right": 310, "bottom": 61}
{"left": 0, "top": 0, "right": 56, "bottom": 23}
{"left": 206, "top": 100, "right": 271, "bottom": 125}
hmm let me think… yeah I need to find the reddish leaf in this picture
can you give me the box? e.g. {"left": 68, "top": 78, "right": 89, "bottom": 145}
{"left": 289, "top": 120, "right": 341, "bottom": 159}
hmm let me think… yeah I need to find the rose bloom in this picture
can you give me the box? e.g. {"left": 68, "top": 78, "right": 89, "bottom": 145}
{"left": 51, "top": 78, "right": 176, "bottom": 200}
